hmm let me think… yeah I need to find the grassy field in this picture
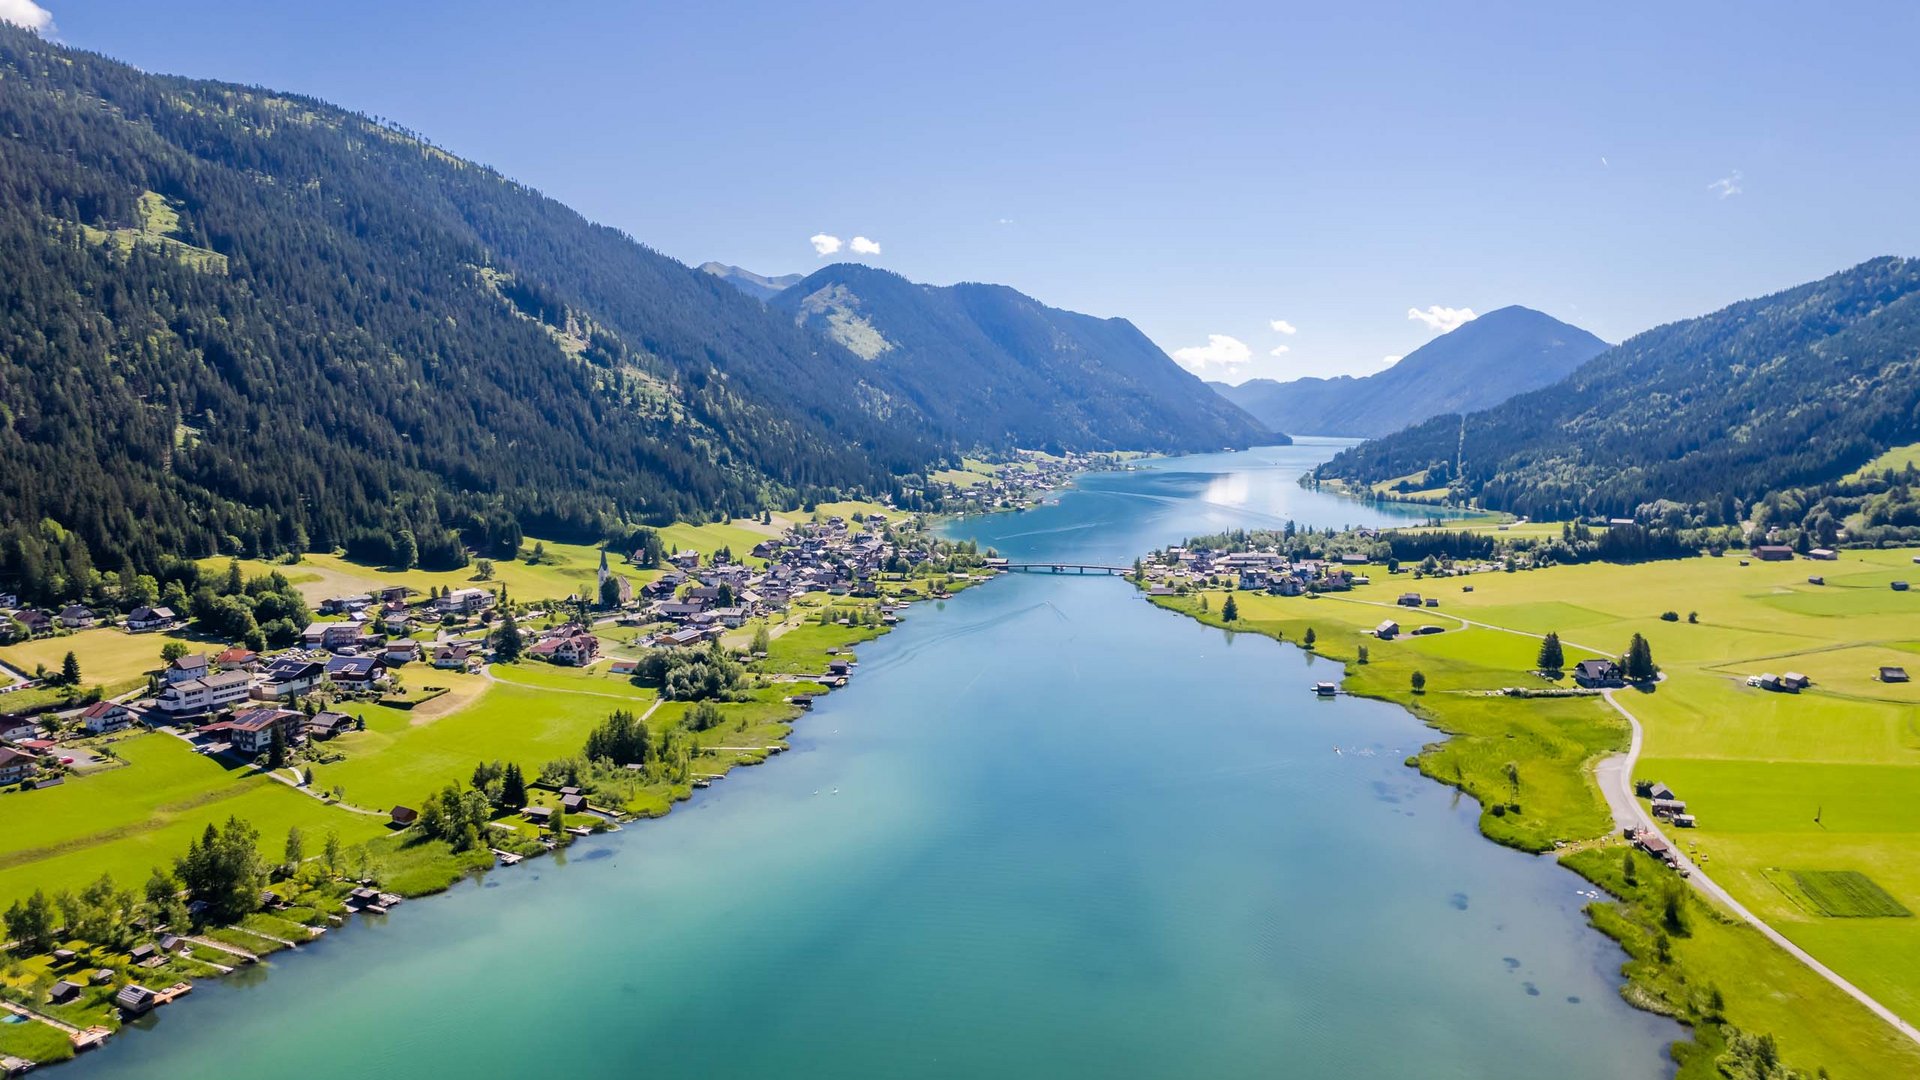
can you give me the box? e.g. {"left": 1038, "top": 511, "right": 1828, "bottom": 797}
{"left": 0, "top": 733, "right": 388, "bottom": 910}
{"left": 0, "top": 625, "right": 200, "bottom": 688}
{"left": 1843, "top": 441, "right": 1920, "bottom": 482}
{"left": 1153, "top": 544, "right": 1920, "bottom": 1078}
{"left": 201, "top": 536, "right": 661, "bottom": 607}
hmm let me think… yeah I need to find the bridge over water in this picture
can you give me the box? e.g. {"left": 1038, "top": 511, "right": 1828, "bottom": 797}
{"left": 998, "top": 563, "right": 1132, "bottom": 576}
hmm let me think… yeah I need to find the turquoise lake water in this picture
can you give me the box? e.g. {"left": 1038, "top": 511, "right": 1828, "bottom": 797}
{"left": 71, "top": 441, "right": 1679, "bottom": 1078}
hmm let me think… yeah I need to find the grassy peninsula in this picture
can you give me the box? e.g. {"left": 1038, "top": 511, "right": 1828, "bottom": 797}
{"left": 1137, "top": 539, "right": 1920, "bottom": 1080}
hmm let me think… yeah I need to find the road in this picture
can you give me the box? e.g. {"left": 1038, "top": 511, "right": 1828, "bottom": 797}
{"left": 1327, "top": 587, "right": 1920, "bottom": 1045}
{"left": 1595, "top": 687, "right": 1920, "bottom": 1048}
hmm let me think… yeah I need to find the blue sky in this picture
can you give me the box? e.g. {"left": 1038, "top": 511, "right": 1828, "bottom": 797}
{"left": 14, "top": 0, "right": 1919, "bottom": 383}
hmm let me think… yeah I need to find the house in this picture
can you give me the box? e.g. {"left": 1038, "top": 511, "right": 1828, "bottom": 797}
{"left": 300, "top": 621, "right": 362, "bottom": 650}
{"left": 1880, "top": 666, "right": 1910, "bottom": 683}
{"left": 209, "top": 708, "right": 303, "bottom": 755}
{"left": 1373, "top": 620, "right": 1399, "bottom": 640}
{"left": 608, "top": 659, "right": 640, "bottom": 676}
{"left": 57, "top": 604, "right": 97, "bottom": 629}
{"left": 126, "top": 605, "right": 178, "bottom": 630}
{"left": 258, "top": 658, "right": 325, "bottom": 699}
{"left": 521, "top": 805, "right": 553, "bottom": 825}
{"left": 13, "top": 610, "right": 53, "bottom": 637}
{"left": 115, "top": 984, "right": 158, "bottom": 1015}
{"left": 306, "top": 711, "right": 356, "bottom": 740}
{"left": 324, "top": 655, "right": 387, "bottom": 688}
{"left": 0, "top": 746, "right": 38, "bottom": 785}
{"left": 528, "top": 633, "right": 598, "bottom": 667}
{"left": 390, "top": 805, "right": 419, "bottom": 827}
{"left": 1573, "top": 659, "right": 1624, "bottom": 687}
{"left": 155, "top": 670, "right": 254, "bottom": 715}
{"left": 381, "top": 640, "right": 422, "bottom": 666}
{"left": 214, "top": 647, "right": 260, "bottom": 671}
{"left": 319, "top": 594, "right": 373, "bottom": 615}
{"left": 165, "top": 654, "right": 211, "bottom": 684}
{"left": 1, "top": 718, "right": 41, "bottom": 743}
{"left": 377, "top": 586, "right": 414, "bottom": 604}
{"left": 432, "top": 644, "right": 480, "bottom": 671}
{"left": 1753, "top": 545, "right": 1795, "bottom": 561}
{"left": 78, "top": 701, "right": 135, "bottom": 734}
{"left": 434, "top": 588, "right": 495, "bottom": 616}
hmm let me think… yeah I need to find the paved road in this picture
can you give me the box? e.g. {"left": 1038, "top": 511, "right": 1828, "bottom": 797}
{"left": 1595, "top": 687, "right": 1920, "bottom": 1048}
{"left": 1328, "top": 588, "right": 1920, "bottom": 1045}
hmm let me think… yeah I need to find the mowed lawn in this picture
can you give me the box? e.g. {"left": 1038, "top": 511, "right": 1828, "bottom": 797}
{"left": 202, "top": 535, "right": 661, "bottom": 607}
{"left": 0, "top": 625, "right": 201, "bottom": 688}
{"left": 0, "top": 733, "right": 386, "bottom": 909}
{"left": 1309, "top": 547, "right": 1920, "bottom": 1023}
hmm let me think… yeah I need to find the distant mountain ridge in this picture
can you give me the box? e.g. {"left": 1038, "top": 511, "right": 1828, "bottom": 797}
{"left": 699, "top": 262, "right": 804, "bottom": 301}
{"left": 1214, "top": 306, "right": 1609, "bottom": 438}
{"left": 766, "top": 263, "right": 1279, "bottom": 453}
{"left": 1314, "top": 257, "right": 1920, "bottom": 519}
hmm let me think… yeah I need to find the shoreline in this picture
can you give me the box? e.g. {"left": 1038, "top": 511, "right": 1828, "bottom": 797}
{"left": 1129, "top": 575, "right": 1920, "bottom": 1080}
{"left": 0, "top": 559, "right": 1001, "bottom": 1070}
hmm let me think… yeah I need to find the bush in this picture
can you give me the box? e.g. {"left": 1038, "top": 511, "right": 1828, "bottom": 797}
{"left": 1659, "top": 611, "right": 1680, "bottom": 622}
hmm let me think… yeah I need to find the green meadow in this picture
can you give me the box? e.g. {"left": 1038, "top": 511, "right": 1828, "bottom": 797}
{"left": 1156, "top": 542, "right": 1920, "bottom": 1078}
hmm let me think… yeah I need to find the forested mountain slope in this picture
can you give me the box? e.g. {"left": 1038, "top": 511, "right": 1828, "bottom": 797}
{"left": 1214, "top": 306, "right": 1608, "bottom": 438}
{"left": 0, "top": 26, "right": 949, "bottom": 602}
{"left": 770, "top": 264, "right": 1276, "bottom": 452}
{"left": 1313, "top": 258, "right": 1920, "bottom": 520}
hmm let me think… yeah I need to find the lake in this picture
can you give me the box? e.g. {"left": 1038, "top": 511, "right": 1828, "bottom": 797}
{"left": 71, "top": 440, "right": 1678, "bottom": 1078}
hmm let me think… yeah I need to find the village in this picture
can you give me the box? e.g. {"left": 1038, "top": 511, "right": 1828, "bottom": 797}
{"left": 0, "top": 505, "right": 1008, "bottom": 1069}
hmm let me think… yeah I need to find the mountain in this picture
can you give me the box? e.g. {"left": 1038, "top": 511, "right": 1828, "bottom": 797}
{"left": 0, "top": 23, "right": 952, "bottom": 595}
{"left": 769, "top": 264, "right": 1277, "bottom": 452}
{"left": 1213, "top": 306, "right": 1610, "bottom": 438}
{"left": 699, "top": 262, "right": 804, "bottom": 301}
{"left": 1313, "top": 258, "right": 1920, "bottom": 520}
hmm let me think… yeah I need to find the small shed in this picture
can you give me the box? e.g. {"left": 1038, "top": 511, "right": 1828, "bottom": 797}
{"left": 389, "top": 805, "right": 418, "bottom": 827}
{"left": 1673, "top": 814, "right": 1697, "bottom": 828}
{"left": 1780, "top": 672, "right": 1811, "bottom": 691}
{"left": 1894, "top": 581, "right": 1911, "bottom": 592}
{"left": 48, "top": 980, "right": 82, "bottom": 1004}
{"left": 1880, "top": 666, "right": 1910, "bottom": 683}
{"left": 1373, "top": 620, "right": 1399, "bottom": 640}
{"left": 115, "top": 984, "right": 158, "bottom": 1015}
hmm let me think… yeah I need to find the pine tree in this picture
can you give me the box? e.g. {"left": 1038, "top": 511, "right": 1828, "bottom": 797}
{"left": 1221, "top": 594, "right": 1239, "bottom": 622}
{"left": 60, "top": 650, "right": 81, "bottom": 687}
{"left": 493, "top": 612, "right": 523, "bottom": 662}
{"left": 268, "top": 717, "right": 287, "bottom": 769}
{"left": 1536, "top": 631, "right": 1564, "bottom": 671}
{"left": 501, "top": 763, "right": 527, "bottom": 809}
{"left": 1624, "top": 633, "right": 1657, "bottom": 681}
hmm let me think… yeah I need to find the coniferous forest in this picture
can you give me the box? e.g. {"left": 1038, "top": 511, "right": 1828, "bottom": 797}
{"left": 0, "top": 24, "right": 968, "bottom": 604}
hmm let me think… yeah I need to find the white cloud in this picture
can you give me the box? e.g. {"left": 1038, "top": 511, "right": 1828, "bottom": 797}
{"left": 1381, "top": 355, "right": 1404, "bottom": 366}
{"left": 1268, "top": 345, "right": 1291, "bottom": 357}
{"left": 1171, "top": 334, "right": 1252, "bottom": 375}
{"left": 1708, "top": 170, "right": 1743, "bottom": 199}
{"left": 1600, "top": 156, "right": 1609, "bottom": 168}
{"left": 1407, "top": 305, "right": 1478, "bottom": 333}
{"left": 809, "top": 233, "right": 843, "bottom": 257}
{"left": 996, "top": 218, "right": 1015, "bottom": 225}
{"left": 849, "top": 235, "right": 881, "bottom": 255}
{"left": 1269, "top": 319, "right": 1298, "bottom": 335}
{"left": 0, "top": 0, "right": 53, "bottom": 30}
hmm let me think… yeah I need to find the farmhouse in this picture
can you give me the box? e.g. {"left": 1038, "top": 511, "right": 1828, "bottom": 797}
{"left": 0, "top": 746, "right": 38, "bottom": 784}
{"left": 1573, "top": 659, "right": 1624, "bottom": 687}
{"left": 528, "top": 632, "right": 598, "bottom": 667}
{"left": 13, "top": 609, "right": 53, "bottom": 636}
{"left": 126, "top": 605, "right": 178, "bottom": 630}
{"left": 165, "top": 654, "right": 211, "bottom": 683}
{"left": 57, "top": 604, "right": 97, "bottom": 629}
{"left": 432, "top": 644, "right": 481, "bottom": 671}
{"left": 205, "top": 708, "right": 304, "bottom": 755}
{"left": 78, "top": 701, "right": 135, "bottom": 734}
{"left": 306, "top": 711, "right": 356, "bottom": 740}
